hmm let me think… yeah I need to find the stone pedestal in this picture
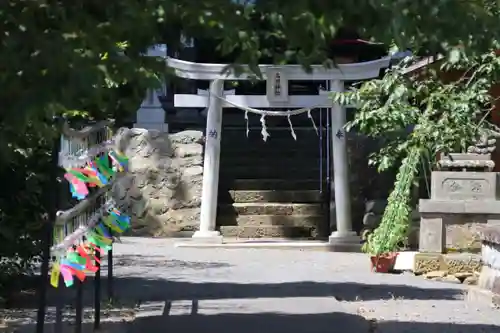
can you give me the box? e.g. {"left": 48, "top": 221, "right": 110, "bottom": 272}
{"left": 133, "top": 122, "right": 168, "bottom": 133}
{"left": 328, "top": 231, "right": 361, "bottom": 252}
{"left": 419, "top": 200, "right": 500, "bottom": 253}
{"left": 192, "top": 230, "right": 223, "bottom": 243}
{"left": 135, "top": 89, "right": 168, "bottom": 133}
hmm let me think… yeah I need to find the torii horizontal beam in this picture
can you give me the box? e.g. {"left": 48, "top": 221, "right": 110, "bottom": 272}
{"left": 174, "top": 93, "right": 358, "bottom": 109}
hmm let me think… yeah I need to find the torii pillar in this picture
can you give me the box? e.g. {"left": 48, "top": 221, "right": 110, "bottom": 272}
{"left": 328, "top": 55, "right": 361, "bottom": 249}
{"left": 328, "top": 80, "right": 359, "bottom": 247}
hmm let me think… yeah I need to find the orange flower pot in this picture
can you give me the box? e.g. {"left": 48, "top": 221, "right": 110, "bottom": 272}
{"left": 370, "top": 252, "right": 398, "bottom": 273}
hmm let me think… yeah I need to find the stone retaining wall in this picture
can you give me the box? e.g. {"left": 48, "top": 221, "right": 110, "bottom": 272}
{"left": 112, "top": 128, "right": 204, "bottom": 236}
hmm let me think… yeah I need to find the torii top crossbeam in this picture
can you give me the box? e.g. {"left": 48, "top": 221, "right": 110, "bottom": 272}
{"left": 165, "top": 56, "right": 391, "bottom": 81}
{"left": 165, "top": 56, "right": 391, "bottom": 108}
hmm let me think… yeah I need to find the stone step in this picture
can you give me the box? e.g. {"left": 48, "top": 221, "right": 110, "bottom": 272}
{"left": 221, "top": 141, "right": 326, "bottom": 156}
{"left": 221, "top": 149, "right": 324, "bottom": 158}
{"left": 219, "top": 225, "right": 315, "bottom": 238}
{"left": 220, "top": 161, "right": 326, "bottom": 170}
{"left": 221, "top": 145, "right": 325, "bottom": 156}
{"left": 224, "top": 190, "right": 322, "bottom": 203}
{"left": 221, "top": 151, "right": 322, "bottom": 161}
{"left": 220, "top": 155, "right": 329, "bottom": 167}
{"left": 220, "top": 161, "right": 333, "bottom": 171}
{"left": 218, "top": 203, "right": 323, "bottom": 215}
{"left": 217, "top": 214, "right": 324, "bottom": 227}
{"left": 220, "top": 154, "right": 320, "bottom": 166}
{"left": 221, "top": 136, "right": 325, "bottom": 144}
{"left": 219, "top": 167, "right": 328, "bottom": 179}
{"left": 222, "top": 179, "right": 323, "bottom": 190}
{"left": 221, "top": 147, "right": 326, "bottom": 156}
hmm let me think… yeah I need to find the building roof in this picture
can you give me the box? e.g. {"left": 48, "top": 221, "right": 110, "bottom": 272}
{"left": 401, "top": 55, "right": 444, "bottom": 74}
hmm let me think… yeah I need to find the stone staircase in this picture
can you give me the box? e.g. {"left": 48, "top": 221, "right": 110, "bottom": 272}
{"left": 217, "top": 112, "right": 331, "bottom": 239}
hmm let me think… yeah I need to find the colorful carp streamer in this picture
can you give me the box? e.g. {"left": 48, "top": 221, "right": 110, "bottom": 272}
{"left": 50, "top": 149, "right": 130, "bottom": 288}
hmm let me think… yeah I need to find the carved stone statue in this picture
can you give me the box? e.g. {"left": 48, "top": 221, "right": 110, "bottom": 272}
{"left": 467, "top": 130, "right": 499, "bottom": 155}
{"left": 438, "top": 129, "right": 499, "bottom": 172}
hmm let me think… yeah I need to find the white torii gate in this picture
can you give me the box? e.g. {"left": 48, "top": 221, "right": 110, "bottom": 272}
{"left": 162, "top": 56, "right": 391, "bottom": 245}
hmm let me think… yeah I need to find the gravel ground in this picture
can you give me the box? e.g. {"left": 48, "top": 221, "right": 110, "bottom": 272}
{"left": 111, "top": 237, "right": 500, "bottom": 333}
{"left": 3, "top": 236, "right": 499, "bottom": 333}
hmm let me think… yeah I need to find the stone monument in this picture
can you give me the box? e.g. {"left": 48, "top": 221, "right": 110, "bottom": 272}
{"left": 419, "top": 131, "right": 500, "bottom": 253}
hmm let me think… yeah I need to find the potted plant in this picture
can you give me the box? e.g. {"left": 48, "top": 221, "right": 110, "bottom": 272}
{"left": 362, "top": 230, "right": 399, "bottom": 273}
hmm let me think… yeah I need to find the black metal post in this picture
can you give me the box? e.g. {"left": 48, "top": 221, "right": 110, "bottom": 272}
{"left": 107, "top": 248, "right": 113, "bottom": 301}
{"left": 36, "top": 120, "right": 61, "bottom": 333}
{"left": 94, "top": 251, "right": 101, "bottom": 329}
{"left": 75, "top": 279, "right": 83, "bottom": 333}
{"left": 54, "top": 275, "right": 63, "bottom": 333}
{"left": 35, "top": 212, "right": 52, "bottom": 333}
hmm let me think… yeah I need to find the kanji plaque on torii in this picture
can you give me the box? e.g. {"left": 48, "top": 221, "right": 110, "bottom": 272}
{"left": 266, "top": 67, "right": 289, "bottom": 103}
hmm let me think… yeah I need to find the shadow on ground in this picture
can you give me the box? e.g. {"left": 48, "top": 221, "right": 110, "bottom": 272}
{"left": 5, "top": 272, "right": 497, "bottom": 332}
{"left": 4, "top": 306, "right": 498, "bottom": 333}
{"left": 12, "top": 274, "right": 462, "bottom": 309}
{"left": 131, "top": 308, "right": 499, "bottom": 333}
{"left": 103, "top": 277, "right": 463, "bottom": 303}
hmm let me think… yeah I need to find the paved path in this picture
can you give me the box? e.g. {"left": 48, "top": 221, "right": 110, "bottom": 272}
{"left": 109, "top": 237, "right": 500, "bottom": 333}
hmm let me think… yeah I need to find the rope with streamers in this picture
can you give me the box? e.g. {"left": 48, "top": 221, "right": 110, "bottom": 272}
{"left": 244, "top": 111, "right": 250, "bottom": 137}
{"left": 260, "top": 115, "right": 270, "bottom": 141}
{"left": 212, "top": 93, "right": 323, "bottom": 141}
{"left": 287, "top": 115, "right": 297, "bottom": 140}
